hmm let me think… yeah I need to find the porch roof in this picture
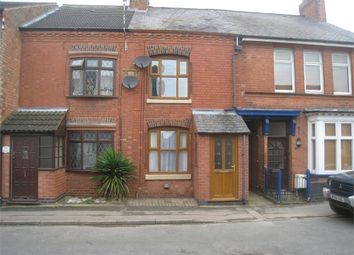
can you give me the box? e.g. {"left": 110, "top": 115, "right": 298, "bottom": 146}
{"left": 192, "top": 109, "right": 249, "bottom": 134}
{"left": 1, "top": 108, "right": 67, "bottom": 133}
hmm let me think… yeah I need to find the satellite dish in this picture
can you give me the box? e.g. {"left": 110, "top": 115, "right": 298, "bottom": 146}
{"left": 134, "top": 56, "right": 152, "bottom": 68}
{"left": 122, "top": 76, "right": 139, "bottom": 89}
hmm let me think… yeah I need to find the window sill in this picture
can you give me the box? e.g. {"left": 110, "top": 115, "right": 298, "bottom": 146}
{"left": 145, "top": 174, "right": 191, "bottom": 180}
{"left": 66, "top": 169, "right": 95, "bottom": 173}
{"left": 67, "top": 96, "right": 117, "bottom": 99}
{"left": 305, "top": 91, "right": 324, "bottom": 95}
{"left": 333, "top": 92, "right": 352, "bottom": 96}
{"left": 274, "top": 90, "right": 295, "bottom": 94}
{"left": 146, "top": 99, "right": 192, "bottom": 104}
{"left": 38, "top": 167, "right": 65, "bottom": 171}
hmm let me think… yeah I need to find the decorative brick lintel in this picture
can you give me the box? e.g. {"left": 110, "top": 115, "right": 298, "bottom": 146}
{"left": 147, "top": 119, "right": 192, "bottom": 129}
{"left": 147, "top": 45, "right": 192, "bottom": 57}
{"left": 70, "top": 44, "right": 118, "bottom": 53}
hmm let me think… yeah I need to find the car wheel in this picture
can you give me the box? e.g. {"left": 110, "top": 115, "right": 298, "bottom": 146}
{"left": 329, "top": 200, "right": 352, "bottom": 216}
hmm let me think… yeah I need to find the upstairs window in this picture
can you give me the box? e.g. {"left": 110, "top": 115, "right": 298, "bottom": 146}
{"left": 150, "top": 58, "right": 189, "bottom": 99}
{"left": 304, "top": 51, "right": 323, "bottom": 93}
{"left": 70, "top": 58, "right": 115, "bottom": 97}
{"left": 332, "top": 53, "right": 352, "bottom": 95}
{"left": 274, "top": 49, "right": 295, "bottom": 93}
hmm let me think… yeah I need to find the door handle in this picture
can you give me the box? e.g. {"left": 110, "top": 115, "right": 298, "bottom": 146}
{"left": 231, "top": 165, "right": 236, "bottom": 172}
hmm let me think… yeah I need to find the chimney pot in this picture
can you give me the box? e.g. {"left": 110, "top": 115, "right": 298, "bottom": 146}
{"left": 129, "top": 0, "right": 149, "bottom": 11}
{"left": 299, "top": 0, "right": 326, "bottom": 22}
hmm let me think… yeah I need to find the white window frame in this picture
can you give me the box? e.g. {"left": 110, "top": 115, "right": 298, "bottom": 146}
{"left": 332, "top": 53, "right": 352, "bottom": 96}
{"left": 274, "top": 48, "right": 295, "bottom": 93}
{"left": 308, "top": 115, "right": 354, "bottom": 175}
{"left": 304, "top": 51, "right": 324, "bottom": 94}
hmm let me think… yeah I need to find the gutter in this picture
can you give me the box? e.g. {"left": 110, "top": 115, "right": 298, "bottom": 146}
{"left": 19, "top": 27, "right": 129, "bottom": 32}
{"left": 243, "top": 36, "right": 354, "bottom": 49}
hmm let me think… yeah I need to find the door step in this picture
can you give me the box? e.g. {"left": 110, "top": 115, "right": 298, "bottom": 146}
{"left": 6, "top": 200, "right": 40, "bottom": 205}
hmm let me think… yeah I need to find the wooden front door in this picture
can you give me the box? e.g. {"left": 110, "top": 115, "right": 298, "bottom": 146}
{"left": 210, "top": 136, "right": 238, "bottom": 200}
{"left": 11, "top": 137, "right": 39, "bottom": 200}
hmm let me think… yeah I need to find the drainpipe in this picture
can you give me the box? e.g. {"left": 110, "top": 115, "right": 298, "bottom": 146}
{"left": 232, "top": 49, "right": 237, "bottom": 107}
{"left": 242, "top": 134, "right": 247, "bottom": 204}
{"left": 0, "top": 133, "right": 3, "bottom": 203}
{"left": 232, "top": 35, "right": 243, "bottom": 108}
{"left": 234, "top": 36, "right": 246, "bottom": 203}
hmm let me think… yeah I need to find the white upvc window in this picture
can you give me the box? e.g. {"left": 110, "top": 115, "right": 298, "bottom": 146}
{"left": 308, "top": 116, "right": 354, "bottom": 175}
{"left": 304, "top": 51, "right": 323, "bottom": 94}
{"left": 274, "top": 49, "right": 295, "bottom": 93}
{"left": 332, "top": 53, "right": 352, "bottom": 95}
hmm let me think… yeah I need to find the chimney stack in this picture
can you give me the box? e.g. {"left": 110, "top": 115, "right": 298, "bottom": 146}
{"left": 129, "top": 0, "right": 149, "bottom": 11}
{"left": 299, "top": 0, "right": 326, "bottom": 22}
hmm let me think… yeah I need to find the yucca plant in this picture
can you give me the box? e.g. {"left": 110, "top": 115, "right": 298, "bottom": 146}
{"left": 92, "top": 148, "right": 136, "bottom": 200}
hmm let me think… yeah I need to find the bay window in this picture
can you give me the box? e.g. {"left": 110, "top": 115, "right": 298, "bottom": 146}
{"left": 68, "top": 131, "right": 113, "bottom": 170}
{"left": 39, "top": 136, "right": 64, "bottom": 169}
{"left": 309, "top": 117, "right": 354, "bottom": 174}
{"left": 70, "top": 58, "right": 115, "bottom": 96}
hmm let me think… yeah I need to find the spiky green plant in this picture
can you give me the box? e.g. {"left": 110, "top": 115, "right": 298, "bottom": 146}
{"left": 92, "top": 148, "right": 136, "bottom": 200}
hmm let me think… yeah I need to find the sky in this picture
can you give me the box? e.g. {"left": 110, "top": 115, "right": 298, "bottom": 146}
{"left": 5, "top": 0, "right": 354, "bottom": 32}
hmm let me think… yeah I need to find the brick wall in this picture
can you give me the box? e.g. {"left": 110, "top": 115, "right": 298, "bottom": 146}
{"left": 194, "top": 135, "right": 210, "bottom": 201}
{"left": 19, "top": 31, "right": 236, "bottom": 197}
{"left": 236, "top": 43, "right": 354, "bottom": 110}
{"left": 0, "top": 4, "right": 57, "bottom": 122}
{"left": 13, "top": 29, "right": 354, "bottom": 199}
{"left": 66, "top": 171, "right": 98, "bottom": 197}
{"left": 38, "top": 168, "right": 66, "bottom": 200}
{"left": 1, "top": 135, "right": 10, "bottom": 199}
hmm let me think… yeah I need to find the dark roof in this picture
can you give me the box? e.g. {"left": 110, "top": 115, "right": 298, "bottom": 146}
{"left": 20, "top": 5, "right": 354, "bottom": 45}
{"left": 22, "top": 4, "right": 134, "bottom": 31}
{"left": 192, "top": 109, "right": 250, "bottom": 134}
{"left": 0, "top": 2, "right": 54, "bottom": 10}
{"left": 130, "top": 7, "right": 354, "bottom": 44}
{"left": 1, "top": 109, "right": 67, "bottom": 133}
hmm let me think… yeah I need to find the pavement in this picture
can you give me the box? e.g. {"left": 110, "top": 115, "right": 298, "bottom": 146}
{"left": 0, "top": 193, "right": 336, "bottom": 226}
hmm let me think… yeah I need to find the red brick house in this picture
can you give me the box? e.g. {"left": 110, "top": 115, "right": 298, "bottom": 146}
{"left": 1, "top": 0, "right": 353, "bottom": 203}
{"left": 0, "top": 1, "right": 57, "bottom": 201}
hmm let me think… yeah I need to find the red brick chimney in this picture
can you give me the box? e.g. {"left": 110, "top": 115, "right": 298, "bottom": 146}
{"left": 299, "top": 0, "right": 326, "bottom": 22}
{"left": 129, "top": 0, "right": 149, "bottom": 11}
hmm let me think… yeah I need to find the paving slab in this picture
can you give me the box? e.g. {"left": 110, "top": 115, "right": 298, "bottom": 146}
{"left": 0, "top": 194, "right": 336, "bottom": 226}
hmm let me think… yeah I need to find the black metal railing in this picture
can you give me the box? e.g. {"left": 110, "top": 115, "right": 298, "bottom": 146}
{"left": 263, "top": 167, "right": 311, "bottom": 203}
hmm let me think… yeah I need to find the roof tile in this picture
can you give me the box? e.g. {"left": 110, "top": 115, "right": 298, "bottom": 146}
{"left": 1, "top": 109, "right": 67, "bottom": 133}
{"left": 23, "top": 5, "right": 133, "bottom": 31}
{"left": 192, "top": 109, "right": 250, "bottom": 134}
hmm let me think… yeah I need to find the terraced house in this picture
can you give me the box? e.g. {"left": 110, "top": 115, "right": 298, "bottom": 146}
{"left": 1, "top": 0, "right": 353, "bottom": 203}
